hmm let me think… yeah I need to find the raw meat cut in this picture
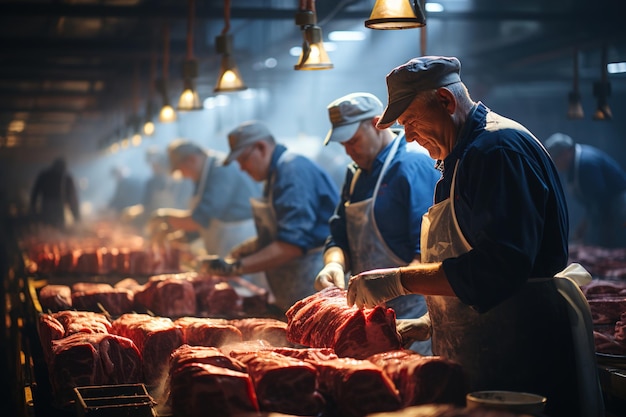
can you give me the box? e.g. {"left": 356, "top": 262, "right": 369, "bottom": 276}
{"left": 314, "top": 357, "right": 401, "bottom": 417}
{"left": 205, "top": 281, "right": 242, "bottom": 315}
{"left": 286, "top": 286, "right": 401, "bottom": 359}
{"left": 71, "top": 287, "right": 134, "bottom": 317}
{"left": 229, "top": 318, "right": 290, "bottom": 346}
{"left": 48, "top": 332, "right": 142, "bottom": 406}
{"left": 169, "top": 362, "right": 259, "bottom": 417}
{"left": 170, "top": 344, "right": 247, "bottom": 373}
{"left": 174, "top": 317, "right": 243, "bottom": 347}
{"left": 38, "top": 284, "right": 72, "bottom": 312}
{"left": 587, "top": 298, "right": 626, "bottom": 325}
{"left": 51, "top": 310, "right": 112, "bottom": 335}
{"left": 111, "top": 313, "right": 183, "bottom": 385}
{"left": 230, "top": 350, "right": 325, "bottom": 415}
{"left": 133, "top": 274, "right": 197, "bottom": 317}
{"left": 268, "top": 347, "right": 338, "bottom": 362}
{"left": 367, "top": 350, "right": 467, "bottom": 407}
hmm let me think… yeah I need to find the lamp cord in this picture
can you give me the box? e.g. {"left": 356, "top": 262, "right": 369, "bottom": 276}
{"left": 222, "top": 0, "right": 231, "bottom": 35}
{"left": 187, "top": 0, "right": 194, "bottom": 59}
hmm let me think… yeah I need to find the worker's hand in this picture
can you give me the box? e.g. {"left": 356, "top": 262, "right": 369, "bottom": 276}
{"left": 347, "top": 268, "right": 408, "bottom": 309}
{"left": 396, "top": 314, "right": 431, "bottom": 348}
{"left": 314, "top": 262, "right": 346, "bottom": 291}
{"left": 228, "top": 237, "right": 259, "bottom": 259}
{"left": 146, "top": 213, "right": 170, "bottom": 242}
{"left": 200, "top": 256, "right": 243, "bottom": 276}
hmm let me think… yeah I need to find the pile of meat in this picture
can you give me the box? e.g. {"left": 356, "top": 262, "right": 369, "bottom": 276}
{"left": 286, "top": 286, "right": 403, "bottom": 359}
{"left": 37, "top": 310, "right": 292, "bottom": 407}
{"left": 582, "top": 279, "right": 626, "bottom": 355}
{"left": 38, "top": 271, "right": 269, "bottom": 318}
{"left": 569, "top": 244, "right": 626, "bottom": 279}
{"left": 165, "top": 343, "right": 466, "bottom": 417}
{"left": 27, "top": 244, "right": 181, "bottom": 276}
{"left": 37, "top": 289, "right": 468, "bottom": 417}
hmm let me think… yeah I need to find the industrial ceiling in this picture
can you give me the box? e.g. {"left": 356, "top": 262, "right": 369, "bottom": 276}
{"left": 0, "top": 0, "right": 623, "bottom": 159}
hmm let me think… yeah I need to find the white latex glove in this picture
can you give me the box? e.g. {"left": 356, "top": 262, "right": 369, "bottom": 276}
{"left": 396, "top": 314, "right": 431, "bottom": 348}
{"left": 554, "top": 262, "right": 592, "bottom": 287}
{"left": 347, "top": 267, "right": 409, "bottom": 309}
{"left": 314, "top": 262, "right": 346, "bottom": 291}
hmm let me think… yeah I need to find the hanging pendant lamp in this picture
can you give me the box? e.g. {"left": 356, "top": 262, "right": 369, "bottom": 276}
{"left": 592, "top": 44, "right": 612, "bottom": 121}
{"left": 178, "top": 0, "right": 202, "bottom": 110}
{"left": 365, "top": 0, "right": 426, "bottom": 30}
{"left": 567, "top": 47, "right": 584, "bottom": 120}
{"left": 158, "top": 22, "right": 176, "bottom": 123}
{"left": 214, "top": 0, "right": 247, "bottom": 92}
{"left": 214, "top": 33, "right": 247, "bottom": 92}
{"left": 294, "top": 0, "right": 332, "bottom": 70}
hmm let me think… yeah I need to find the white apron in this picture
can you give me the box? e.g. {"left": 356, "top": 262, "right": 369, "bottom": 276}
{"left": 249, "top": 152, "right": 323, "bottom": 312}
{"left": 190, "top": 153, "right": 256, "bottom": 257}
{"left": 345, "top": 137, "right": 428, "bottom": 317}
{"left": 346, "top": 136, "right": 430, "bottom": 354}
{"left": 421, "top": 161, "right": 604, "bottom": 417}
{"left": 150, "top": 178, "right": 179, "bottom": 211}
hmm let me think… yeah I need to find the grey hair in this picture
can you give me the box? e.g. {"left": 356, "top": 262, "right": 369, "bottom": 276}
{"left": 413, "top": 81, "right": 473, "bottom": 111}
{"left": 167, "top": 139, "right": 205, "bottom": 169}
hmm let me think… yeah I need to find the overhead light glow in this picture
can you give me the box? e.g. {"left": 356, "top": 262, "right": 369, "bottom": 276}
{"left": 608, "top": 62, "right": 626, "bottom": 74}
{"left": 8, "top": 120, "right": 25, "bottom": 133}
{"left": 143, "top": 121, "right": 155, "bottom": 136}
{"left": 131, "top": 134, "right": 142, "bottom": 147}
{"left": 425, "top": 3, "right": 444, "bottom": 12}
{"left": 328, "top": 31, "right": 366, "bottom": 41}
{"left": 159, "top": 105, "right": 177, "bottom": 123}
{"left": 290, "top": 46, "right": 302, "bottom": 57}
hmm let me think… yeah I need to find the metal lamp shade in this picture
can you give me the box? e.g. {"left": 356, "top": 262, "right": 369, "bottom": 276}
{"left": 365, "top": 0, "right": 426, "bottom": 30}
{"left": 294, "top": 26, "right": 333, "bottom": 70}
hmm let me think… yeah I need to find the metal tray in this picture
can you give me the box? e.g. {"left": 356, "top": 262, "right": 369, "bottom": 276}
{"left": 73, "top": 384, "right": 157, "bottom": 417}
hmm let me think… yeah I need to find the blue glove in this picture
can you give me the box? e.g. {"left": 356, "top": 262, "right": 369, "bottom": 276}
{"left": 201, "top": 257, "right": 243, "bottom": 276}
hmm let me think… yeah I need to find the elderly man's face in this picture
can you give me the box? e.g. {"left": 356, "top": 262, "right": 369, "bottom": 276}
{"left": 398, "top": 91, "right": 456, "bottom": 160}
{"left": 341, "top": 120, "right": 382, "bottom": 172}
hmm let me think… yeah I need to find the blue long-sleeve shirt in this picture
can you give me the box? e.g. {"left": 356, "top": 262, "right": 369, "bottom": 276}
{"left": 439, "top": 103, "right": 569, "bottom": 313}
{"left": 567, "top": 143, "right": 626, "bottom": 208}
{"left": 192, "top": 150, "right": 261, "bottom": 227}
{"left": 267, "top": 144, "right": 339, "bottom": 252}
{"left": 326, "top": 134, "right": 441, "bottom": 265}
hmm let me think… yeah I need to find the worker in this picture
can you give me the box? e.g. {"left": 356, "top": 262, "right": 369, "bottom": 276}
{"left": 314, "top": 92, "right": 440, "bottom": 354}
{"left": 201, "top": 120, "right": 340, "bottom": 313}
{"left": 122, "top": 147, "right": 193, "bottom": 229}
{"left": 29, "top": 156, "right": 81, "bottom": 230}
{"left": 544, "top": 132, "right": 626, "bottom": 248}
{"left": 149, "top": 139, "right": 262, "bottom": 261}
{"left": 346, "top": 56, "right": 604, "bottom": 417}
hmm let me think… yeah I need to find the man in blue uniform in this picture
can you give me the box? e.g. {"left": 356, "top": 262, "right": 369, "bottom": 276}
{"left": 151, "top": 139, "right": 261, "bottom": 260}
{"left": 545, "top": 132, "right": 626, "bottom": 248}
{"left": 203, "top": 120, "right": 339, "bottom": 313}
{"left": 314, "top": 92, "right": 440, "bottom": 353}
{"left": 346, "top": 56, "right": 603, "bottom": 417}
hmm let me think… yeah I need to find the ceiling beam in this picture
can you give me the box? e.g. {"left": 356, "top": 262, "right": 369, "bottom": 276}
{"left": 0, "top": 3, "right": 619, "bottom": 24}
